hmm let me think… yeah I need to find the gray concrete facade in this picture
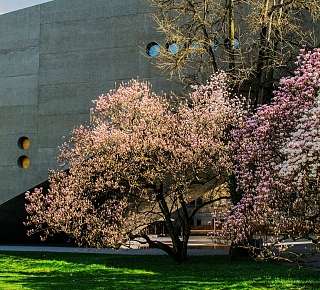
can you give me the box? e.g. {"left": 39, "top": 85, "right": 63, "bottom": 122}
{"left": 0, "top": 0, "right": 178, "bottom": 205}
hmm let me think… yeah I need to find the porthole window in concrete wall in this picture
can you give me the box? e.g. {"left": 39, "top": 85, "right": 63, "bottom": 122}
{"left": 18, "top": 136, "right": 31, "bottom": 150}
{"left": 18, "top": 156, "right": 31, "bottom": 169}
{"left": 146, "top": 42, "right": 160, "bottom": 57}
{"left": 166, "top": 42, "right": 179, "bottom": 55}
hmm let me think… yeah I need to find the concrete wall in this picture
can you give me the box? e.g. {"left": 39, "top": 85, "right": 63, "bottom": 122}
{"left": 0, "top": 0, "right": 178, "bottom": 205}
{"left": 0, "top": 6, "right": 41, "bottom": 205}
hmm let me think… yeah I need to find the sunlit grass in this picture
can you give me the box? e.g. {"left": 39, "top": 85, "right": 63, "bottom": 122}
{"left": 0, "top": 252, "right": 318, "bottom": 289}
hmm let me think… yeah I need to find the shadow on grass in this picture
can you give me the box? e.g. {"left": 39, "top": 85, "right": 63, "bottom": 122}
{"left": 0, "top": 252, "right": 319, "bottom": 289}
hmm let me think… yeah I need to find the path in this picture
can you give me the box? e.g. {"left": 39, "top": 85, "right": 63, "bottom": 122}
{"left": 0, "top": 245, "right": 228, "bottom": 256}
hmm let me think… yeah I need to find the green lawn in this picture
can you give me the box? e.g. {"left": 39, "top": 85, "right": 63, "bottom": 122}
{"left": 0, "top": 252, "right": 318, "bottom": 289}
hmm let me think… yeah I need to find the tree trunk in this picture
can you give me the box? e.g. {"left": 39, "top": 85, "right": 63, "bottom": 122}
{"left": 181, "top": 225, "right": 191, "bottom": 261}
{"left": 167, "top": 225, "right": 190, "bottom": 263}
{"left": 155, "top": 185, "right": 189, "bottom": 262}
{"left": 255, "top": 0, "right": 271, "bottom": 107}
{"left": 227, "top": 0, "right": 236, "bottom": 72}
{"left": 144, "top": 230, "right": 189, "bottom": 263}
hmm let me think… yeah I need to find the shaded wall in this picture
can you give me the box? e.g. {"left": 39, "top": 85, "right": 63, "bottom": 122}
{"left": 0, "top": 0, "right": 179, "bottom": 243}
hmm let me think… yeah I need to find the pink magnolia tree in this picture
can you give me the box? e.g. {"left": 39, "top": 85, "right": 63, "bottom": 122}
{"left": 276, "top": 99, "right": 320, "bottom": 242}
{"left": 26, "top": 73, "right": 242, "bottom": 262}
{"left": 223, "top": 49, "right": 320, "bottom": 255}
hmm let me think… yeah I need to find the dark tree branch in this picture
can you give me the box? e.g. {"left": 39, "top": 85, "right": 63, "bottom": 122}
{"left": 185, "top": 0, "right": 218, "bottom": 71}
{"left": 130, "top": 233, "right": 176, "bottom": 258}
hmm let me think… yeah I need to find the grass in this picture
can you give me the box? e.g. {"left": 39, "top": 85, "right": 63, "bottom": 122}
{"left": 0, "top": 252, "right": 318, "bottom": 289}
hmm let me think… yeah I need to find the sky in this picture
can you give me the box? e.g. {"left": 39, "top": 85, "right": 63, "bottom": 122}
{"left": 0, "top": 0, "right": 52, "bottom": 15}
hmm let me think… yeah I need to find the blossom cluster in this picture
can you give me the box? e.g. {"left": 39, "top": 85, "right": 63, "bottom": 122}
{"left": 223, "top": 49, "right": 320, "bottom": 244}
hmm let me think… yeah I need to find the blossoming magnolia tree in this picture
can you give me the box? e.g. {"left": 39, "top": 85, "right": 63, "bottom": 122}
{"left": 223, "top": 49, "right": 320, "bottom": 255}
{"left": 277, "top": 100, "right": 320, "bottom": 242}
{"left": 26, "top": 73, "right": 242, "bottom": 262}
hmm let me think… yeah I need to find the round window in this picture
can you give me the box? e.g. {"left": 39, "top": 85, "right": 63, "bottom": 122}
{"left": 146, "top": 42, "right": 160, "bottom": 57}
{"left": 18, "top": 156, "right": 31, "bottom": 169}
{"left": 18, "top": 136, "right": 31, "bottom": 150}
{"left": 166, "top": 42, "right": 180, "bottom": 54}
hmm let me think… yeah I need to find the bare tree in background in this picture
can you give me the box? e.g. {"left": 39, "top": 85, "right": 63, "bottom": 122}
{"left": 149, "top": 0, "right": 320, "bottom": 106}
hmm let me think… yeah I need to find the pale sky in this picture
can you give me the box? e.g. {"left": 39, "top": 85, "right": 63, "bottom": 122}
{"left": 0, "top": 0, "right": 52, "bottom": 15}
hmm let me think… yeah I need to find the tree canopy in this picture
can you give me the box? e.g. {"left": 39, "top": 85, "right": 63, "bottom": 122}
{"left": 26, "top": 73, "right": 242, "bottom": 262}
{"left": 222, "top": 49, "right": 320, "bottom": 256}
{"left": 149, "top": 0, "right": 320, "bottom": 106}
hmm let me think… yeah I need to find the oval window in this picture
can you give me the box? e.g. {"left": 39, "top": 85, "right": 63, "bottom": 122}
{"left": 18, "top": 156, "right": 31, "bottom": 169}
{"left": 146, "top": 42, "right": 160, "bottom": 57}
{"left": 18, "top": 136, "right": 31, "bottom": 150}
